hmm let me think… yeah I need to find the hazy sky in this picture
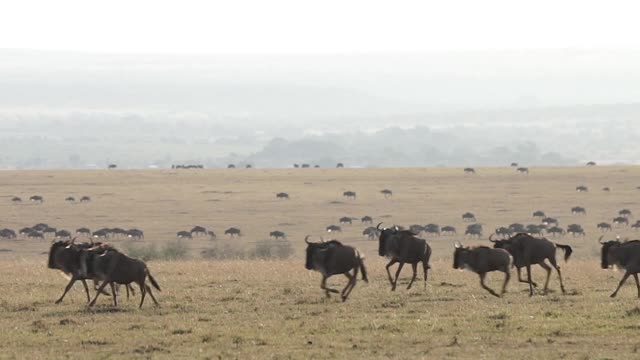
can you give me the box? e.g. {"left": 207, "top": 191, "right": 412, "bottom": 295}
{"left": 2, "top": 0, "right": 639, "bottom": 53}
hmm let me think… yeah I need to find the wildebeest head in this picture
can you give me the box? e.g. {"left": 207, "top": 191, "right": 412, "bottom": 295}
{"left": 452, "top": 242, "right": 469, "bottom": 269}
{"left": 304, "top": 235, "right": 342, "bottom": 270}
{"left": 376, "top": 222, "right": 411, "bottom": 257}
{"left": 47, "top": 240, "right": 70, "bottom": 269}
{"left": 599, "top": 236, "right": 620, "bottom": 269}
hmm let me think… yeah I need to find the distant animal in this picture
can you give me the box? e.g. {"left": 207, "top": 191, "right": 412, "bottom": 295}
{"left": 464, "top": 167, "right": 476, "bottom": 174}
{"left": 276, "top": 192, "right": 290, "bottom": 199}
{"left": 517, "top": 167, "right": 529, "bottom": 174}
{"left": 65, "top": 196, "right": 75, "bottom": 203}
{"left": 342, "top": 191, "right": 356, "bottom": 199}
{"left": 566, "top": 224, "right": 585, "bottom": 236}
{"left": 301, "top": 164, "right": 310, "bottom": 168}
{"left": 494, "top": 227, "right": 513, "bottom": 239}
{"left": 33, "top": 223, "right": 49, "bottom": 231}
{"left": 362, "top": 227, "right": 380, "bottom": 240}
{"left": 490, "top": 233, "right": 572, "bottom": 296}
{"left": 632, "top": 221, "right": 640, "bottom": 231}
{"left": 453, "top": 242, "right": 511, "bottom": 297}
{"left": 304, "top": 236, "right": 368, "bottom": 301}
{"left": 602, "top": 187, "right": 611, "bottom": 192}
{"left": 509, "top": 223, "right": 526, "bottom": 233}
{"left": 28, "top": 231, "right": 44, "bottom": 239}
{"left": 465, "top": 224, "right": 483, "bottom": 237}
{"left": 542, "top": 217, "right": 559, "bottom": 226}
{"left": 227, "top": 164, "right": 236, "bottom": 169}
{"left": 586, "top": 161, "right": 596, "bottom": 166}
{"left": 245, "top": 164, "right": 252, "bottom": 169}
{"left": 29, "top": 195, "right": 44, "bottom": 203}
{"left": 108, "top": 164, "right": 117, "bottom": 169}
{"left": 190, "top": 226, "right": 207, "bottom": 236}
{"left": 19, "top": 227, "right": 34, "bottom": 237}
{"left": 0, "top": 228, "right": 16, "bottom": 239}
{"left": 533, "top": 210, "right": 546, "bottom": 219}
{"left": 80, "top": 196, "right": 91, "bottom": 202}
{"left": 314, "top": 165, "right": 320, "bottom": 168}
{"left": 380, "top": 189, "right": 393, "bottom": 198}
{"left": 575, "top": 185, "right": 588, "bottom": 192}
{"left": 619, "top": 209, "right": 632, "bottom": 218}
{"left": 55, "top": 230, "right": 72, "bottom": 239}
{"left": 441, "top": 226, "right": 456, "bottom": 235}
{"left": 526, "top": 224, "right": 544, "bottom": 235}
{"left": 293, "top": 164, "right": 299, "bottom": 168}
{"left": 92, "top": 229, "right": 110, "bottom": 239}
{"left": 225, "top": 227, "right": 242, "bottom": 237}
{"left": 269, "top": 231, "right": 286, "bottom": 239}
{"left": 599, "top": 236, "right": 640, "bottom": 298}
{"left": 11, "top": 196, "right": 21, "bottom": 203}
{"left": 546, "top": 226, "right": 565, "bottom": 236}
{"left": 597, "top": 222, "right": 612, "bottom": 232}
{"left": 339, "top": 217, "right": 352, "bottom": 225}
{"left": 43, "top": 227, "right": 57, "bottom": 237}
{"left": 462, "top": 212, "right": 476, "bottom": 222}
{"left": 76, "top": 227, "right": 92, "bottom": 236}
{"left": 127, "top": 229, "right": 144, "bottom": 240}
{"left": 571, "top": 206, "right": 587, "bottom": 215}
{"left": 409, "top": 225, "right": 425, "bottom": 235}
{"left": 613, "top": 217, "right": 629, "bottom": 226}
{"left": 207, "top": 230, "right": 216, "bottom": 240}
{"left": 361, "top": 216, "right": 373, "bottom": 224}
{"left": 177, "top": 231, "right": 192, "bottom": 239}
{"left": 326, "top": 225, "right": 342, "bottom": 233}
{"left": 423, "top": 224, "right": 440, "bottom": 236}
{"left": 377, "top": 223, "right": 431, "bottom": 291}
{"left": 510, "top": 162, "right": 518, "bottom": 167}
{"left": 336, "top": 163, "right": 344, "bottom": 168}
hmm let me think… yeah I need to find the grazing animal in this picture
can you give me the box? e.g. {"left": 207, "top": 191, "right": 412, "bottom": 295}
{"left": 599, "top": 236, "right": 640, "bottom": 298}
{"left": 576, "top": 185, "right": 588, "bottom": 192}
{"left": 276, "top": 192, "right": 290, "bottom": 199}
{"left": 495, "top": 227, "right": 514, "bottom": 239}
{"left": 453, "top": 242, "right": 511, "bottom": 297}
{"left": 542, "top": 217, "right": 558, "bottom": 226}
{"left": 65, "top": 196, "right": 76, "bottom": 203}
{"left": 441, "top": 226, "right": 456, "bottom": 235}
{"left": 127, "top": 229, "right": 144, "bottom": 240}
{"left": 464, "top": 167, "right": 476, "bottom": 174}
{"left": 465, "top": 224, "right": 483, "bottom": 237}
{"left": 597, "top": 222, "right": 612, "bottom": 232}
{"left": 361, "top": 216, "right": 373, "bottom": 224}
{"left": 84, "top": 246, "right": 161, "bottom": 308}
{"left": 546, "top": 226, "right": 565, "bottom": 236}
{"left": 377, "top": 223, "right": 431, "bottom": 291}
{"left": 19, "top": 227, "right": 34, "bottom": 237}
{"left": 380, "top": 189, "right": 393, "bottom": 198}
{"left": 342, "top": 191, "right": 356, "bottom": 200}
{"left": 619, "top": 209, "right": 632, "bottom": 218}
{"left": 76, "top": 227, "right": 92, "bottom": 236}
{"left": 80, "top": 196, "right": 91, "bottom": 202}
{"left": 571, "top": 206, "right": 587, "bottom": 215}
{"left": 526, "top": 224, "right": 544, "bottom": 236}
{"left": 462, "top": 212, "right": 476, "bottom": 222}
{"left": 533, "top": 210, "right": 546, "bottom": 219}
{"left": 509, "top": 223, "right": 526, "bottom": 233}
{"left": 586, "top": 161, "right": 596, "bottom": 166}
{"left": 490, "top": 233, "right": 572, "bottom": 296}
{"left": 362, "top": 227, "right": 380, "bottom": 240}
{"left": 190, "top": 226, "right": 207, "bottom": 236}
{"left": 336, "top": 163, "right": 344, "bottom": 168}
{"left": 56, "top": 230, "right": 72, "bottom": 239}
{"left": 0, "top": 228, "right": 16, "bottom": 239}
{"left": 326, "top": 225, "right": 342, "bottom": 233}
{"left": 225, "top": 227, "right": 242, "bottom": 237}
{"left": 29, "top": 195, "right": 44, "bottom": 203}
{"left": 339, "top": 217, "right": 353, "bottom": 225}
{"left": 227, "top": 164, "right": 236, "bottom": 168}
{"left": 269, "top": 230, "right": 286, "bottom": 239}
{"left": 207, "top": 230, "right": 216, "bottom": 240}
{"left": 566, "top": 224, "right": 585, "bottom": 236}
{"left": 613, "top": 217, "right": 629, "bottom": 226}
{"left": 11, "top": 196, "right": 21, "bottom": 203}
{"left": 304, "top": 236, "right": 368, "bottom": 301}
{"left": 33, "top": 223, "right": 49, "bottom": 231}
{"left": 177, "top": 231, "right": 192, "bottom": 239}
{"left": 423, "top": 224, "right": 440, "bottom": 236}
{"left": 517, "top": 167, "right": 529, "bottom": 174}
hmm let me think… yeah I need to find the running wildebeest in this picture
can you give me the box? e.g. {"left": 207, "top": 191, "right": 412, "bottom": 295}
{"left": 225, "top": 227, "right": 242, "bottom": 237}
{"left": 517, "top": 167, "right": 529, "bottom": 174}
{"left": 462, "top": 212, "right": 476, "bottom": 222}
{"left": 533, "top": 210, "right": 546, "bottom": 219}
{"left": 490, "top": 233, "right": 572, "bottom": 296}
{"left": 576, "top": 185, "right": 588, "bottom": 192}
{"left": 326, "top": 225, "right": 342, "bottom": 233}
{"left": 362, "top": 227, "right": 380, "bottom": 240}
{"left": 423, "top": 224, "right": 441, "bottom": 236}
{"left": 11, "top": 196, "right": 21, "bottom": 203}
{"left": 571, "top": 206, "right": 587, "bottom": 215}
{"left": 361, "top": 216, "right": 373, "bottom": 224}
{"left": 597, "top": 222, "right": 612, "bottom": 232}
{"left": 83, "top": 245, "right": 161, "bottom": 308}
{"left": 599, "top": 236, "right": 640, "bottom": 298}
{"left": 619, "top": 209, "right": 632, "bottom": 218}
{"left": 80, "top": 196, "right": 91, "bottom": 202}
{"left": 377, "top": 223, "right": 431, "bottom": 291}
{"left": 48, "top": 239, "right": 99, "bottom": 303}
{"left": 304, "top": 236, "right": 368, "bottom": 301}
{"left": 380, "top": 189, "right": 393, "bottom": 198}
{"left": 276, "top": 192, "right": 289, "bottom": 199}
{"left": 0, "top": 228, "right": 16, "bottom": 239}
{"left": 566, "top": 224, "right": 585, "bottom": 236}
{"left": 336, "top": 163, "right": 344, "bottom": 168}
{"left": 613, "top": 216, "right": 629, "bottom": 226}
{"left": 465, "top": 224, "right": 483, "bottom": 237}
{"left": 76, "top": 227, "right": 92, "bottom": 236}
{"left": 542, "top": 217, "right": 559, "bottom": 226}
{"left": 586, "top": 161, "right": 596, "bottom": 166}
{"left": 30, "top": 195, "right": 44, "bottom": 203}
{"left": 65, "top": 196, "right": 76, "bottom": 203}
{"left": 464, "top": 167, "right": 476, "bottom": 174}
{"left": 127, "top": 229, "right": 144, "bottom": 240}
{"left": 177, "top": 231, "right": 192, "bottom": 239}
{"left": 546, "top": 226, "right": 565, "bottom": 236}
{"left": 339, "top": 217, "right": 353, "bottom": 225}
{"left": 453, "top": 242, "right": 511, "bottom": 297}
{"left": 269, "top": 230, "right": 286, "bottom": 239}
{"left": 343, "top": 191, "right": 356, "bottom": 200}
{"left": 441, "top": 226, "right": 456, "bottom": 235}
{"left": 190, "top": 226, "right": 207, "bottom": 236}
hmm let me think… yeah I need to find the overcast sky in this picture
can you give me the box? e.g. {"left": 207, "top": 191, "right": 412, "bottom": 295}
{"left": 1, "top": 0, "right": 639, "bottom": 54}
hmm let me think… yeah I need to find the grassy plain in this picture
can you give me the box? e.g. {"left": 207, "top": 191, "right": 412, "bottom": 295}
{"left": 1, "top": 166, "right": 640, "bottom": 359}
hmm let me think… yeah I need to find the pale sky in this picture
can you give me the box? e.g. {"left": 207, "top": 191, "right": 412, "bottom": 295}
{"left": 1, "top": 0, "right": 639, "bottom": 54}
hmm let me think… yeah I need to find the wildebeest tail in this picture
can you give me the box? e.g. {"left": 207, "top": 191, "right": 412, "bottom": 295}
{"left": 555, "top": 243, "right": 573, "bottom": 261}
{"left": 356, "top": 249, "right": 368, "bottom": 282}
{"left": 147, "top": 271, "right": 161, "bottom": 291}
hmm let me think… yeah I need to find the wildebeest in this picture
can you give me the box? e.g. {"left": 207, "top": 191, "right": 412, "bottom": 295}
{"left": 613, "top": 216, "right": 629, "bottom": 226}
{"left": 510, "top": 162, "right": 518, "bottom": 167}
{"left": 92, "top": 228, "right": 110, "bottom": 239}
{"left": 571, "top": 206, "right": 587, "bottom": 215}
{"left": 339, "top": 217, "right": 353, "bottom": 225}
{"left": 301, "top": 164, "right": 310, "bottom": 168}
{"left": 11, "top": 196, "right": 21, "bottom": 203}
{"left": 380, "top": 189, "right": 393, "bottom": 198}
{"left": 566, "top": 224, "right": 585, "bottom": 236}
{"left": 177, "top": 231, "right": 192, "bottom": 239}
{"left": 494, "top": 227, "right": 513, "bottom": 239}
{"left": 465, "top": 224, "right": 483, "bottom": 237}
{"left": 245, "top": 164, "right": 252, "bottom": 169}
{"left": 293, "top": 164, "right": 299, "bottom": 168}
{"left": 342, "top": 191, "right": 356, "bottom": 200}
{"left": 377, "top": 223, "right": 431, "bottom": 291}
{"left": 533, "top": 210, "right": 546, "bottom": 219}
{"left": 361, "top": 216, "right": 373, "bottom": 224}
{"left": 597, "top": 222, "right": 612, "bottom": 232}
{"left": 276, "top": 192, "right": 290, "bottom": 200}
{"left": 453, "top": 242, "right": 511, "bottom": 297}
{"left": 509, "top": 223, "right": 526, "bottom": 233}
{"left": 490, "top": 233, "right": 572, "bottom": 296}
{"left": 464, "top": 167, "right": 476, "bottom": 174}
{"left": 227, "top": 164, "right": 236, "bottom": 168}
{"left": 546, "top": 226, "right": 565, "bottom": 236}
{"left": 441, "top": 226, "right": 456, "bottom": 235}
{"left": 48, "top": 239, "right": 99, "bottom": 303}
{"left": 633, "top": 221, "right": 640, "bottom": 231}
{"left": 28, "top": 232, "right": 44, "bottom": 239}
{"left": 602, "top": 187, "right": 611, "bottom": 192}
{"left": 30, "top": 195, "right": 44, "bottom": 203}
{"left": 80, "top": 196, "right": 91, "bottom": 202}
{"left": 33, "top": 223, "right": 49, "bottom": 231}
{"left": 127, "top": 229, "right": 144, "bottom": 240}
{"left": 409, "top": 224, "right": 425, "bottom": 235}
{"left": 19, "top": 227, "right": 34, "bottom": 237}
{"left": 207, "top": 230, "right": 216, "bottom": 240}
{"left": 576, "top": 185, "right": 588, "bottom": 192}
{"left": 336, "top": 163, "right": 344, "bottom": 168}
{"left": 76, "top": 227, "right": 91, "bottom": 236}
{"left": 190, "top": 226, "right": 207, "bottom": 236}
{"left": 55, "top": 230, "right": 72, "bottom": 239}
{"left": 362, "top": 227, "right": 380, "bottom": 240}
{"left": 462, "top": 212, "right": 476, "bottom": 222}
{"left": 586, "top": 161, "right": 596, "bottom": 166}
{"left": 599, "top": 236, "right": 640, "bottom": 298}
{"left": 423, "top": 224, "right": 440, "bottom": 236}
{"left": 108, "top": 164, "right": 117, "bottom": 169}
{"left": 0, "top": 228, "right": 16, "bottom": 239}
{"left": 526, "top": 224, "right": 544, "bottom": 236}
{"left": 517, "top": 167, "right": 529, "bottom": 174}
{"left": 326, "top": 225, "right": 342, "bottom": 233}
{"left": 304, "top": 236, "right": 368, "bottom": 301}
{"left": 83, "top": 245, "right": 161, "bottom": 308}
{"left": 269, "top": 230, "right": 286, "bottom": 239}
{"left": 225, "top": 227, "right": 242, "bottom": 237}
{"left": 65, "top": 196, "right": 76, "bottom": 203}
{"left": 542, "top": 217, "right": 559, "bottom": 226}
{"left": 619, "top": 209, "right": 632, "bottom": 218}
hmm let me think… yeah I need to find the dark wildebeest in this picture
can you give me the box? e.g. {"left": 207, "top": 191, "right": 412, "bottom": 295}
{"left": 441, "top": 226, "right": 456, "bottom": 235}
{"left": 92, "top": 229, "right": 110, "bottom": 240}
{"left": 0, "top": 228, "right": 16, "bottom": 239}
{"left": 325, "top": 225, "right": 342, "bottom": 233}
{"left": 424, "top": 224, "right": 440, "bottom": 236}
{"left": 343, "top": 191, "right": 356, "bottom": 200}
{"left": 510, "top": 162, "right": 518, "bottom": 167}
{"left": 546, "top": 226, "right": 565, "bottom": 236}
{"left": 462, "top": 212, "right": 476, "bottom": 222}
{"left": 619, "top": 209, "right": 632, "bottom": 218}
{"left": 83, "top": 245, "right": 161, "bottom": 308}
{"left": 76, "top": 227, "right": 91, "bottom": 236}
{"left": 377, "top": 223, "right": 432, "bottom": 291}
{"left": 339, "top": 217, "right": 353, "bottom": 225}
{"left": 495, "top": 227, "right": 513, "bottom": 239}
{"left": 517, "top": 167, "right": 529, "bottom": 174}
{"left": 56, "top": 230, "right": 72, "bottom": 239}
{"left": 293, "top": 164, "right": 300, "bottom": 168}
{"left": 613, "top": 216, "right": 629, "bottom": 226}
{"left": 276, "top": 192, "right": 289, "bottom": 200}
{"left": 465, "top": 224, "right": 483, "bottom": 237}
{"left": 571, "top": 206, "right": 587, "bottom": 215}
{"left": 304, "top": 236, "right": 368, "bottom": 301}
{"left": 632, "top": 221, "right": 640, "bottom": 231}
{"left": 225, "top": 227, "right": 242, "bottom": 237}
{"left": 11, "top": 196, "right": 21, "bottom": 203}
{"left": 575, "top": 185, "right": 588, "bottom": 192}
{"left": 380, "top": 189, "right": 393, "bottom": 198}
{"left": 227, "top": 164, "right": 236, "bottom": 168}
{"left": 245, "top": 164, "right": 252, "bottom": 169}
{"left": 336, "top": 163, "right": 344, "bottom": 168}
{"left": 542, "top": 217, "right": 558, "bottom": 227}
{"left": 566, "top": 224, "right": 585, "bottom": 236}
{"left": 108, "top": 164, "right": 117, "bottom": 169}
{"left": 362, "top": 227, "right": 380, "bottom": 240}
{"left": 30, "top": 195, "right": 44, "bottom": 203}
{"left": 597, "top": 222, "right": 612, "bottom": 232}
{"left": 533, "top": 210, "right": 546, "bottom": 219}
{"left": 490, "top": 233, "right": 572, "bottom": 296}
{"left": 48, "top": 239, "right": 96, "bottom": 303}
{"left": 599, "top": 236, "right": 640, "bottom": 298}
{"left": 509, "top": 223, "right": 526, "bottom": 233}
{"left": 33, "top": 223, "right": 49, "bottom": 231}
{"left": 127, "top": 229, "right": 144, "bottom": 240}
{"left": 602, "top": 187, "right": 611, "bottom": 192}
{"left": 28, "top": 232, "right": 44, "bottom": 240}
{"left": 19, "top": 227, "right": 34, "bottom": 237}
{"left": 464, "top": 167, "right": 476, "bottom": 174}
{"left": 177, "top": 231, "right": 192, "bottom": 239}
{"left": 409, "top": 225, "right": 425, "bottom": 235}
{"left": 361, "top": 216, "right": 373, "bottom": 224}
{"left": 190, "top": 226, "right": 207, "bottom": 236}
{"left": 270, "top": 230, "right": 286, "bottom": 239}
{"left": 80, "top": 196, "right": 91, "bottom": 203}
{"left": 207, "top": 230, "right": 216, "bottom": 240}
{"left": 526, "top": 224, "right": 544, "bottom": 236}
{"left": 586, "top": 161, "right": 596, "bottom": 166}
{"left": 453, "top": 242, "right": 511, "bottom": 297}
{"left": 301, "top": 164, "right": 310, "bottom": 168}
{"left": 65, "top": 196, "right": 76, "bottom": 203}
{"left": 43, "top": 227, "right": 57, "bottom": 237}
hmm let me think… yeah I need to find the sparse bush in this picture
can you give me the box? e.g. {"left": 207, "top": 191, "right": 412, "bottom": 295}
{"left": 162, "top": 240, "right": 188, "bottom": 260}
{"left": 124, "top": 240, "right": 188, "bottom": 260}
{"left": 124, "top": 242, "right": 159, "bottom": 261}
{"left": 201, "top": 243, "right": 246, "bottom": 260}
{"left": 248, "top": 239, "right": 294, "bottom": 260}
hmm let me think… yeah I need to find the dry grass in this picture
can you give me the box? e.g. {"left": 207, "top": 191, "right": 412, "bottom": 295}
{"left": 0, "top": 166, "right": 640, "bottom": 359}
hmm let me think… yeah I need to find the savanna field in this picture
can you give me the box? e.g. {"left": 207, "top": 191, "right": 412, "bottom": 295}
{"left": 1, "top": 166, "right": 640, "bottom": 359}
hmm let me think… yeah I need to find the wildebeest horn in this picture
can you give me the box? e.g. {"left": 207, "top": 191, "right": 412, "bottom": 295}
{"left": 376, "top": 222, "right": 383, "bottom": 230}
{"left": 454, "top": 241, "right": 462, "bottom": 248}
{"left": 304, "top": 235, "right": 311, "bottom": 244}
{"left": 598, "top": 235, "right": 604, "bottom": 244}
{"left": 488, "top": 234, "right": 496, "bottom": 242}
{"left": 70, "top": 237, "right": 77, "bottom": 244}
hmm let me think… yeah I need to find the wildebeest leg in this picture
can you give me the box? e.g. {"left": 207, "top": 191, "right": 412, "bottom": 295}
{"left": 341, "top": 272, "right": 356, "bottom": 302}
{"left": 81, "top": 279, "right": 91, "bottom": 303}
{"left": 633, "top": 274, "right": 640, "bottom": 298}
{"left": 539, "top": 262, "right": 552, "bottom": 295}
{"left": 392, "top": 262, "right": 405, "bottom": 291}
{"left": 479, "top": 272, "right": 500, "bottom": 297}
{"left": 110, "top": 283, "right": 118, "bottom": 306}
{"left": 517, "top": 267, "right": 537, "bottom": 287}
{"left": 320, "top": 275, "right": 339, "bottom": 298}
{"left": 611, "top": 271, "right": 632, "bottom": 298}
{"left": 89, "top": 280, "right": 111, "bottom": 307}
{"left": 526, "top": 265, "right": 534, "bottom": 297}
{"left": 55, "top": 276, "right": 79, "bottom": 304}
{"left": 548, "top": 257, "right": 566, "bottom": 294}
{"left": 145, "top": 284, "right": 159, "bottom": 306}
{"left": 139, "top": 282, "right": 146, "bottom": 308}
{"left": 407, "top": 263, "right": 418, "bottom": 290}
{"left": 501, "top": 269, "right": 510, "bottom": 295}
{"left": 385, "top": 260, "right": 398, "bottom": 287}
{"left": 422, "top": 261, "right": 429, "bottom": 291}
